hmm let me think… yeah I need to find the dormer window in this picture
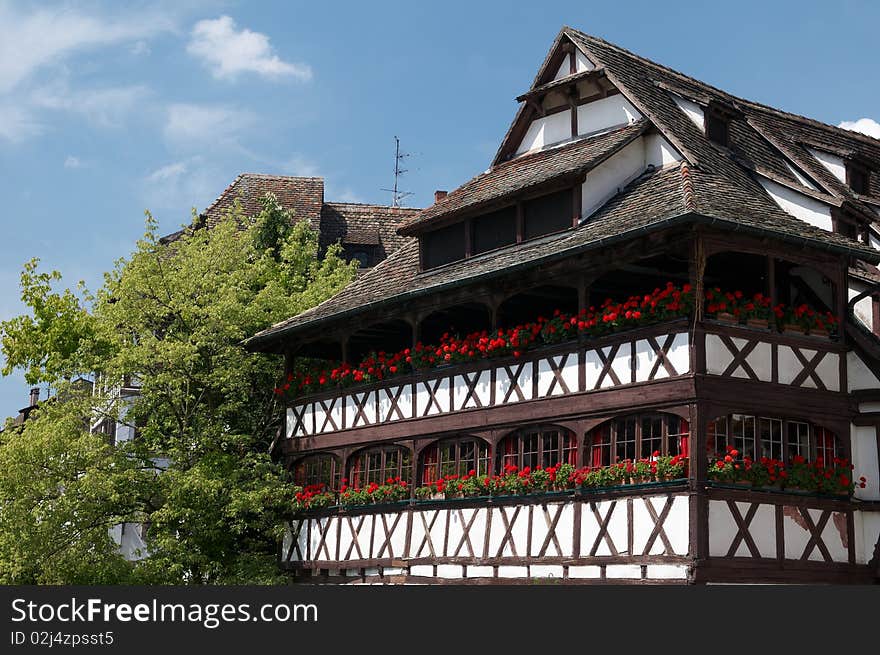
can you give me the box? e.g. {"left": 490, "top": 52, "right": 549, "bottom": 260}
{"left": 846, "top": 161, "right": 869, "bottom": 195}
{"left": 831, "top": 208, "right": 865, "bottom": 242}
{"left": 705, "top": 109, "right": 729, "bottom": 147}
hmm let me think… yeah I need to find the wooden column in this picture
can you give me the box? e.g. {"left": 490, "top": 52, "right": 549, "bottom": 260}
{"left": 689, "top": 230, "right": 705, "bottom": 322}
{"left": 836, "top": 261, "right": 848, "bottom": 346}
{"left": 687, "top": 401, "right": 709, "bottom": 583}
{"left": 767, "top": 255, "right": 777, "bottom": 308}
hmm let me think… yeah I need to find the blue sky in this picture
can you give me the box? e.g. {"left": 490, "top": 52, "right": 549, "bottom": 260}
{"left": 1, "top": 0, "right": 878, "bottom": 418}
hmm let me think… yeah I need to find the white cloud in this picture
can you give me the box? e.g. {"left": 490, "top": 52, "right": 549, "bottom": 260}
{"left": 164, "top": 103, "right": 254, "bottom": 146}
{"left": 282, "top": 154, "right": 320, "bottom": 177}
{"left": 838, "top": 118, "right": 880, "bottom": 140}
{"left": 64, "top": 155, "right": 82, "bottom": 169}
{"left": 0, "top": 104, "right": 43, "bottom": 142}
{"left": 0, "top": 4, "right": 174, "bottom": 94}
{"left": 31, "top": 83, "right": 150, "bottom": 128}
{"left": 130, "top": 40, "right": 152, "bottom": 56}
{"left": 146, "top": 161, "right": 188, "bottom": 183}
{"left": 187, "top": 15, "right": 312, "bottom": 81}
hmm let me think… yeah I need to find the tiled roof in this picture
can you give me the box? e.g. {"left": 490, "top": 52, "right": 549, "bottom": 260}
{"left": 202, "top": 174, "right": 325, "bottom": 229}
{"left": 246, "top": 163, "right": 879, "bottom": 349}
{"left": 161, "top": 174, "right": 419, "bottom": 264}
{"left": 244, "top": 28, "right": 880, "bottom": 349}
{"left": 397, "top": 121, "right": 648, "bottom": 234}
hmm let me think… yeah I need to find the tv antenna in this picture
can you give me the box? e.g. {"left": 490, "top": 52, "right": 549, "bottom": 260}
{"left": 381, "top": 136, "right": 414, "bottom": 207}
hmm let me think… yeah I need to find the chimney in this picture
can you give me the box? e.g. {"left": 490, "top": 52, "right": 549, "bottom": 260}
{"left": 434, "top": 190, "right": 448, "bottom": 204}
{"left": 29, "top": 387, "right": 39, "bottom": 407}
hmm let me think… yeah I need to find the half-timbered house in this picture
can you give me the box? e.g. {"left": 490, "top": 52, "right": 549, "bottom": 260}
{"left": 246, "top": 27, "right": 880, "bottom": 584}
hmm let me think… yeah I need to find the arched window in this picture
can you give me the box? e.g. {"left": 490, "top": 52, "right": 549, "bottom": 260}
{"left": 587, "top": 413, "right": 689, "bottom": 467}
{"left": 420, "top": 437, "right": 490, "bottom": 485}
{"left": 347, "top": 445, "right": 412, "bottom": 488}
{"left": 708, "top": 414, "right": 841, "bottom": 464}
{"left": 291, "top": 453, "right": 340, "bottom": 489}
{"left": 496, "top": 426, "right": 576, "bottom": 471}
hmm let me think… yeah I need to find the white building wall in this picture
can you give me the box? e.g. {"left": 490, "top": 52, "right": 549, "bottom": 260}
{"left": 807, "top": 147, "right": 847, "bottom": 184}
{"left": 515, "top": 109, "right": 572, "bottom": 154}
{"left": 580, "top": 138, "right": 647, "bottom": 218}
{"left": 849, "top": 281, "right": 875, "bottom": 332}
{"left": 672, "top": 95, "right": 704, "bottom": 131}
{"left": 757, "top": 177, "right": 834, "bottom": 231}
{"left": 851, "top": 424, "right": 879, "bottom": 501}
{"left": 576, "top": 94, "right": 641, "bottom": 137}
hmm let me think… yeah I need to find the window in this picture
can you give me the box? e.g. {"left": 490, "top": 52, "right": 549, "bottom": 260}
{"left": 472, "top": 206, "right": 517, "bottom": 254}
{"left": 846, "top": 162, "right": 869, "bottom": 195}
{"left": 705, "top": 111, "right": 729, "bottom": 147}
{"left": 588, "top": 413, "right": 690, "bottom": 467}
{"left": 422, "top": 222, "right": 466, "bottom": 269}
{"left": 708, "top": 414, "right": 841, "bottom": 464}
{"left": 523, "top": 189, "right": 573, "bottom": 239}
{"left": 293, "top": 453, "right": 340, "bottom": 489}
{"left": 348, "top": 446, "right": 411, "bottom": 488}
{"left": 497, "top": 426, "right": 576, "bottom": 471}
{"left": 420, "top": 437, "right": 490, "bottom": 484}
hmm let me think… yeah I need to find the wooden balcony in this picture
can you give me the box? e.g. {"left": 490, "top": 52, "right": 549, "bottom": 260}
{"left": 284, "top": 318, "right": 855, "bottom": 444}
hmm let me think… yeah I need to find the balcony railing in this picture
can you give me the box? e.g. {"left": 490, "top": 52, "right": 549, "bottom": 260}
{"left": 285, "top": 318, "right": 850, "bottom": 438}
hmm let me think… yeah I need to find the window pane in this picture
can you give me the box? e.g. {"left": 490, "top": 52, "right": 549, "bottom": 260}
{"left": 707, "top": 417, "right": 728, "bottom": 456}
{"left": 523, "top": 433, "right": 539, "bottom": 470}
{"left": 759, "top": 418, "right": 783, "bottom": 460}
{"left": 641, "top": 416, "right": 663, "bottom": 458}
{"left": 730, "top": 414, "right": 755, "bottom": 459}
{"left": 541, "top": 431, "right": 559, "bottom": 468}
{"left": 473, "top": 206, "right": 517, "bottom": 254}
{"left": 616, "top": 418, "right": 637, "bottom": 462}
{"left": 523, "top": 189, "right": 572, "bottom": 239}
{"left": 786, "top": 422, "right": 810, "bottom": 462}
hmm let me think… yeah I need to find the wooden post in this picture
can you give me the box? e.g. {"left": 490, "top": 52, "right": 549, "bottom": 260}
{"left": 687, "top": 401, "right": 709, "bottom": 583}
{"left": 767, "top": 255, "right": 777, "bottom": 308}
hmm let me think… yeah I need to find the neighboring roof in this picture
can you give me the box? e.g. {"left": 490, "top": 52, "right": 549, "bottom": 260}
{"left": 160, "top": 174, "right": 419, "bottom": 262}
{"left": 245, "top": 27, "right": 880, "bottom": 350}
{"left": 201, "top": 174, "right": 324, "bottom": 229}
{"left": 318, "top": 202, "right": 417, "bottom": 261}
{"left": 397, "top": 121, "right": 648, "bottom": 234}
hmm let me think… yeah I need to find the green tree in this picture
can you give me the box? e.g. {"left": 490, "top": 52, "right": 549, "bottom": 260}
{"left": 0, "top": 195, "right": 357, "bottom": 583}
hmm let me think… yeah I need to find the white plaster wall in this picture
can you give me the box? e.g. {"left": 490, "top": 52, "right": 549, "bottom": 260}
{"left": 530, "top": 564, "right": 564, "bottom": 578}
{"left": 551, "top": 57, "right": 570, "bottom": 82}
{"left": 854, "top": 512, "right": 880, "bottom": 565}
{"left": 785, "top": 161, "right": 819, "bottom": 190}
{"left": 580, "top": 139, "right": 649, "bottom": 218}
{"left": 415, "top": 377, "right": 450, "bottom": 416}
{"left": 672, "top": 95, "right": 704, "bottom": 130}
{"left": 758, "top": 177, "right": 834, "bottom": 231}
{"left": 849, "top": 281, "right": 874, "bottom": 332}
{"left": 568, "top": 565, "right": 602, "bottom": 579}
{"left": 851, "top": 424, "right": 879, "bottom": 501}
{"left": 453, "top": 370, "right": 491, "bottom": 409}
{"left": 515, "top": 109, "right": 572, "bottom": 154}
{"left": 807, "top": 147, "right": 847, "bottom": 184}
{"left": 606, "top": 564, "right": 642, "bottom": 579}
{"left": 644, "top": 133, "right": 683, "bottom": 168}
{"left": 537, "top": 352, "right": 579, "bottom": 396}
{"left": 494, "top": 361, "right": 534, "bottom": 403}
{"left": 576, "top": 94, "right": 641, "bottom": 138}
{"left": 575, "top": 49, "right": 594, "bottom": 73}
{"left": 466, "top": 565, "right": 494, "bottom": 578}
{"left": 847, "top": 352, "right": 880, "bottom": 392}
{"left": 647, "top": 564, "right": 688, "bottom": 579}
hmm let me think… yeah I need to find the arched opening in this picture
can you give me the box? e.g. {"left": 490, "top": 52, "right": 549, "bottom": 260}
{"left": 295, "top": 339, "right": 343, "bottom": 361}
{"left": 419, "top": 303, "right": 492, "bottom": 346}
{"left": 707, "top": 413, "right": 841, "bottom": 464}
{"left": 419, "top": 436, "right": 490, "bottom": 485}
{"left": 704, "top": 251, "right": 767, "bottom": 300}
{"left": 496, "top": 285, "right": 578, "bottom": 329}
{"left": 496, "top": 425, "right": 576, "bottom": 471}
{"left": 347, "top": 444, "right": 412, "bottom": 488}
{"left": 291, "top": 453, "right": 340, "bottom": 489}
{"left": 347, "top": 319, "right": 412, "bottom": 363}
{"left": 589, "top": 252, "right": 691, "bottom": 308}
{"left": 586, "top": 413, "right": 689, "bottom": 467}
